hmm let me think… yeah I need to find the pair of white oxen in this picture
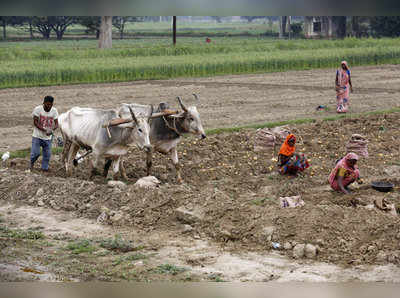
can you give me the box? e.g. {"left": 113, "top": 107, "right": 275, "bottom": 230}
{"left": 58, "top": 95, "right": 206, "bottom": 183}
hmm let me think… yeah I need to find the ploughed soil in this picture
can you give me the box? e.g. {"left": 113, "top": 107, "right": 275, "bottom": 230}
{"left": 1, "top": 112, "right": 399, "bottom": 282}
{"left": 1, "top": 66, "right": 400, "bottom": 281}
{"left": 1, "top": 64, "right": 400, "bottom": 152}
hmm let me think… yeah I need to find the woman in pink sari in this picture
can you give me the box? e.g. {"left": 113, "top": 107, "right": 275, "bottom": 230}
{"left": 328, "top": 153, "right": 360, "bottom": 194}
{"left": 335, "top": 61, "right": 353, "bottom": 113}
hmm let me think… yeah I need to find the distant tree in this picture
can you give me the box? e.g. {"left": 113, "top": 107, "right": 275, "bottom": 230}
{"left": 112, "top": 16, "right": 143, "bottom": 39}
{"left": 143, "top": 16, "right": 160, "bottom": 22}
{"left": 77, "top": 16, "right": 101, "bottom": 38}
{"left": 0, "top": 16, "right": 22, "bottom": 40}
{"left": 31, "top": 17, "right": 52, "bottom": 39}
{"left": 48, "top": 16, "right": 76, "bottom": 40}
{"left": 99, "top": 16, "right": 112, "bottom": 49}
{"left": 0, "top": 17, "right": 11, "bottom": 39}
{"left": 370, "top": 16, "right": 400, "bottom": 37}
{"left": 240, "top": 16, "right": 266, "bottom": 23}
{"left": 333, "top": 16, "right": 347, "bottom": 38}
{"left": 8, "top": 17, "right": 36, "bottom": 39}
{"left": 210, "top": 16, "right": 222, "bottom": 23}
{"left": 290, "top": 22, "right": 303, "bottom": 37}
{"left": 349, "top": 16, "right": 370, "bottom": 38}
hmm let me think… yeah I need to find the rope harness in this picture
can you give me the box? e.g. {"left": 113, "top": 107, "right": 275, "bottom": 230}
{"left": 162, "top": 115, "right": 183, "bottom": 137}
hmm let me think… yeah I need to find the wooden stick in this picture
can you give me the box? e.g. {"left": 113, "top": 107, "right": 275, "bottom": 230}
{"left": 150, "top": 110, "right": 179, "bottom": 118}
{"left": 102, "top": 118, "right": 132, "bottom": 128}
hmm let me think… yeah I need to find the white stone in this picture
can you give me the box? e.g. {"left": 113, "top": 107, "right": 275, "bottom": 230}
{"left": 283, "top": 242, "right": 292, "bottom": 250}
{"left": 37, "top": 200, "right": 45, "bottom": 207}
{"left": 175, "top": 206, "right": 203, "bottom": 224}
{"left": 134, "top": 176, "right": 161, "bottom": 189}
{"left": 262, "top": 226, "right": 275, "bottom": 237}
{"left": 182, "top": 224, "right": 193, "bottom": 233}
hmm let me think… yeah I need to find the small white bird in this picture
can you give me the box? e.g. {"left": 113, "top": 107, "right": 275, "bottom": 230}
{"left": 2, "top": 151, "right": 10, "bottom": 162}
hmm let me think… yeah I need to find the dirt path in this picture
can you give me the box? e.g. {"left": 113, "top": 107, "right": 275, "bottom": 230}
{"left": 1, "top": 65, "right": 400, "bottom": 152}
{"left": 1, "top": 202, "right": 399, "bottom": 282}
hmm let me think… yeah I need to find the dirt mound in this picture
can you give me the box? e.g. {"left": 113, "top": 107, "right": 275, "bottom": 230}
{"left": 1, "top": 113, "right": 400, "bottom": 266}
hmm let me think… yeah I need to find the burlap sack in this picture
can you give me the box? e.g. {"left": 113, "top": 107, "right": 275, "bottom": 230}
{"left": 346, "top": 134, "right": 368, "bottom": 158}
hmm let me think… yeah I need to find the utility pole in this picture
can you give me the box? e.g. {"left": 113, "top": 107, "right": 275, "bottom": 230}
{"left": 172, "top": 16, "right": 177, "bottom": 46}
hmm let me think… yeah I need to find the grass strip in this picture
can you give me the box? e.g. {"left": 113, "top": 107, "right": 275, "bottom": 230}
{"left": 205, "top": 108, "right": 400, "bottom": 135}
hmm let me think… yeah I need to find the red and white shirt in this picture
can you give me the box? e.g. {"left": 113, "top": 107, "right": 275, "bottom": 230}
{"left": 32, "top": 105, "right": 58, "bottom": 140}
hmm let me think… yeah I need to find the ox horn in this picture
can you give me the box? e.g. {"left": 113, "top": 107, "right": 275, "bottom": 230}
{"left": 148, "top": 104, "right": 154, "bottom": 122}
{"left": 128, "top": 106, "right": 138, "bottom": 125}
{"left": 192, "top": 93, "right": 200, "bottom": 103}
{"left": 176, "top": 96, "right": 188, "bottom": 112}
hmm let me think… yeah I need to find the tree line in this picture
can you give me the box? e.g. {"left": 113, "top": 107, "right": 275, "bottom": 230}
{"left": 0, "top": 16, "right": 148, "bottom": 40}
{"left": 1, "top": 16, "right": 400, "bottom": 41}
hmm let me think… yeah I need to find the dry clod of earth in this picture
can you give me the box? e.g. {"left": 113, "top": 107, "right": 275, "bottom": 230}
{"left": 305, "top": 244, "right": 318, "bottom": 259}
{"left": 293, "top": 244, "right": 306, "bottom": 259}
{"left": 261, "top": 226, "right": 275, "bottom": 242}
{"left": 384, "top": 165, "right": 400, "bottom": 176}
{"left": 107, "top": 180, "right": 127, "bottom": 189}
{"left": 376, "top": 251, "right": 388, "bottom": 262}
{"left": 36, "top": 188, "right": 44, "bottom": 197}
{"left": 110, "top": 211, "right": 126, "bottom": 225}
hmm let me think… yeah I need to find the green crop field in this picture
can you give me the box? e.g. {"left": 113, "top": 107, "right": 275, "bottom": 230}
{"left": 1, "top": 23, "right": 400, "bottom": 89}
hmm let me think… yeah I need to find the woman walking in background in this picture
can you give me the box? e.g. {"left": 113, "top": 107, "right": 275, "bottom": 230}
{"left": 335, "top": 61, "right": 353, "bottom": 113}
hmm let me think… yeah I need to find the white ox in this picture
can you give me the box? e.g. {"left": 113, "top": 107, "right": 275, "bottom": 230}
{"left": 59, "top": 104, "right": 153, "bottom": 180}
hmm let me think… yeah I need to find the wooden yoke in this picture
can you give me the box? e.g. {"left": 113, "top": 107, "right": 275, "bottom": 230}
{"left": 102, "top": 118, "right": 132, "bottom": 128}
{"left": 103, "top": 110, "right": 179, "bottom": 129}
{"left": 150, "top": 110, "right": 180, "bottom": 118}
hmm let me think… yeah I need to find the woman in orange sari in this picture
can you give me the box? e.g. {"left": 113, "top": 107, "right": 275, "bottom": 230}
{"left": 335, "top": 61, "right": 353, "bottom": 113}
{"left": 278, "top": 134, "right": 309, "bottom": 175}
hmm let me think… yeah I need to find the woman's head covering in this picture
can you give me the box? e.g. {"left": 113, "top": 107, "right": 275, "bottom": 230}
{"left": 341, "top": 61, "right": 349, "bottom": 69}
{"left": 279, "top": 134, "right": 296, "bottom": 157}
{"left": 345, "top": 152, "right": 358, "bottom": 161}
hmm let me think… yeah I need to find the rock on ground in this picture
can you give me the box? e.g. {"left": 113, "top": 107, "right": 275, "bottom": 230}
{"left": 134, "top": 176, "right": 161, "bottom": 189}
{"left": 175, "top": 206, "right": 204, "bottom": 224}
